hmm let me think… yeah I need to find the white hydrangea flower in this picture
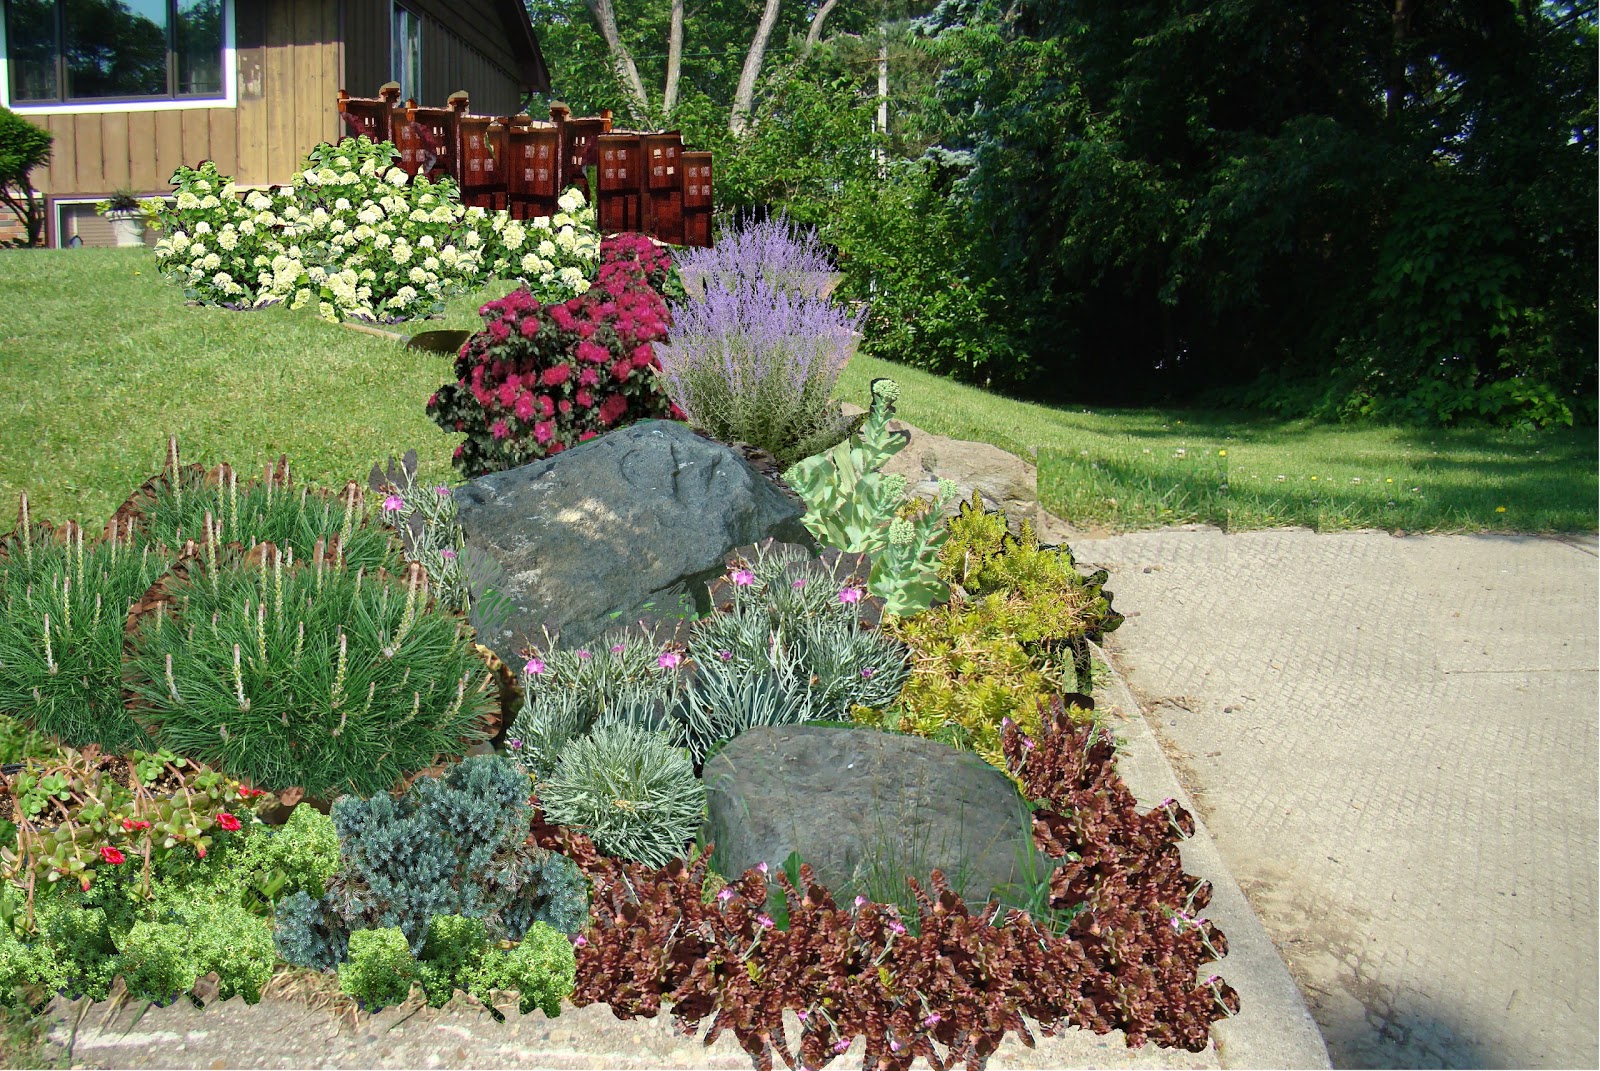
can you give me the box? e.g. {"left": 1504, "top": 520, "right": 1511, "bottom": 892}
{"left": 392, "top": 243, "right": 412, "bottom": 264}
{"left": 439, "top": 246, "right": 458, "bottom": 268}
{"left": 334, "top": 198, "right": 352, "bottom": 212}
{"left": 318, "top": 301, "right": 337, "bottom": 321}
{"left": 423, "top": 255, "right": 439, "bottom": 271}
{"left": 217, "top": 228, "right": 238, "bottom": 251}
{"left": 409, "top": 265, "right": 428, "bottom": 284}
{"left": 189, "top": 242, "right": 207, "bottom": 258}
{"left": 238, "top": 221, "right": 255, "bottom": 236}
{"left": 330, "top": 219, "right": 348, "bottom": 233}
{"left": 170, "top": 232, "right": 191, "bottom": 252}
{"left": 417, "top": 235, "right": 434, "bottom": 249}
{"left": 291, "top": 288, "right": 312, "bottom": 310}
{"left": 390, "top": 285, "right": 418, "bottom": 307}
{"left": 212, "top": 271, "right": 233, "bottom": 288}
{"left": 374, "top": 232, "right": 392, "bottom": 249}
{"left": 307, "top": 265, "right": 328, "bottom": 284}
{"left": 386, "top": 167, "right": 409, "bottom": 186}
{"left": 193, "top": 179, "right": 212, "bottom": 193}
{"left": 175, "top": 191, "right": 201, "bottom": 210}
{"left": 461, "top": 231, "right": 481, "bottom": 248}
{"left": 245, "top": 190, "right": 272, "bottom": 211}
{"left": 530, "top": 215, "right": 552, "bottom": 230}
{"left": 573, "top": 278, "right": 591, "bottom": 295}
{"left": 559, "top": 266, "right": 585, "bottom": 289}
{"left": 557, "top": 188, "right": 585, "bottom": 213}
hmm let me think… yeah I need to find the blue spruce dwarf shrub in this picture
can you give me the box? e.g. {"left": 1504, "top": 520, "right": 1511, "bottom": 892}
{"left": 274, "top": 755, "right": 590, "bottom": 972}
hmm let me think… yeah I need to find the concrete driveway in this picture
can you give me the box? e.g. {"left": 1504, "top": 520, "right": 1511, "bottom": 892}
{"left": 1048, "top": 524, "right": 1598, "bottom": 1069}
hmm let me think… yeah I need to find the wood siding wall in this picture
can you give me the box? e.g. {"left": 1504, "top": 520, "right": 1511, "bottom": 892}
{"left": 27, "top": 0, "right": 340, "bottom": 217}
{"left": 344, "top": 0, "right": 525, "bottom": 117}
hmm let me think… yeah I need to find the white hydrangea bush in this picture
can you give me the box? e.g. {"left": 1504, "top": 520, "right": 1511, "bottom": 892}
{"left": 465, "top": 186, "right": 601, "bottom": 303}
{"left": 153, "top": 137, "right": 602, "bottom": 322}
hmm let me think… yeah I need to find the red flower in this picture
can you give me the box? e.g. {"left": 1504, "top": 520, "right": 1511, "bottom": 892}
{"left": 99, "top": 846, "right": 126, "bottom": 865}
{"left": 497, "top": 381, "right": 518, "bottom": 408}
{"left": 216, "top": 812, "right": 242, "bottom": 832}
{"left": 196, "top": 845, "right": 207, "bottom": 859}
{"left": 520, "top": 316, "right": 541, "bottom": 339}
{"left": 541, "top": 364, "right": 571, "bottom": 387}
{"left": 514, "top": 392, "right": 536, "bottom": 421}
{"left": 610, "top": 359, "right": 633, "bottom": 384}
{"left": 534, "top": 420, "right": 555, "bottom": 445}
{"left": 579, "top": 430, "right": 597, "bottom": 442}
{"left": 549, "top": 304, "right": 577, "bottom": 331}
{"left": 598, "top": 393, "right": 628, "bottom": 427}
{"left": 576, "top": 341, "right": 609, "bottom": 365}
{"left": 491, "top": 419, "right": 509, "bottom": 440}
{"left": 558, "top": 399, "right": 572, "bottom": 415}
{"left": 487, "top": 319, "right": 511, "bottom": 343}
{"left": 238, "top": 786, "right": 265, "bottom": 799}
{"left": 121, "top": 818, "right": 151, "bottom": 832}
{"left": 575, "top": 387, "right": 594, "bottom": 408}
{"left": 578, "top": 367, "right": 600, "bottom": 388}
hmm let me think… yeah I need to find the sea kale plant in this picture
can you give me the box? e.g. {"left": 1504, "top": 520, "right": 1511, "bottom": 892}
{"left": 273, "top": 755, "right": 591, "bottom": 971}
{"left": 529, "top": 694, "right": 1239, "bottom": 1071}
{"left": 427, "top": 233, "right": 690, "bottom": 479}
{"left": 783, "top": 379, "right": 956, "bottom": 617}
{"left": 657, "top": 214, "right": 866, "bottom": 471}
{"left": 0, "top": 502, "right": 166, "bottom": 751}
{"left": 120, "top": 523, "right": 496, "bottom": 798}
{"left": 154, "top": 138, "right": 487, "bottom": 322}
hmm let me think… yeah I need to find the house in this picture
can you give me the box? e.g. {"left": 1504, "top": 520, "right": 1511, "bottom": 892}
{"left": 0, "top": 0, "right": 550, "bottom": 247}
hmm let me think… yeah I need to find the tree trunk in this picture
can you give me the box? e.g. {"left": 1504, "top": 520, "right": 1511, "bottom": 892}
{"left": 729, "top": 0, "right": 785, "bottom": 134}
{"left": 585, "top": 0, "right": 653, "bottom": 123}
{"left": 874, "top": 29, "right": 888, "bottom": 162}
{"left": 663, "top": 0, "right": 686, "bottom": 113}
{"left": 802, "top": 0, "right": 840, "bottom": 57}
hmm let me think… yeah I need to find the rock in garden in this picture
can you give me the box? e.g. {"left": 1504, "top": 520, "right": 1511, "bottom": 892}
{"left": 838, "top": 402, "right": 1038, "bottom": 537}
{"left": 701, "top": 724, "right": 1043, "bottom": 910}
{"left": 453, "top": 419, "right": 819, "bottom": 666}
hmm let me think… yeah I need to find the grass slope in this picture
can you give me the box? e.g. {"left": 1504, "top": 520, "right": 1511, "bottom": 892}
{"left": 2, "top": 248, "right": 1593, "bottom": 535}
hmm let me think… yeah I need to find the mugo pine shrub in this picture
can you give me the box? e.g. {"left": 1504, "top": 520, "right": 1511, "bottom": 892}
{"left": 121, "top": 521, "right": 496, "bottom": 798}
{"left": 0, "top": 503, "right": 166, "bottom": 752}
{"left": 657, "top": 213, "right": 866, "bottom": 470}
{"left": 274, "top": 755, "right": 590, "bottom": 971}
{"left": 427, "top": 233, "right": 691, "bottom": 479}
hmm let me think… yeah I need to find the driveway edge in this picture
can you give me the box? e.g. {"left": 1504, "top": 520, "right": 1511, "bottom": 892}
{"left": 1092, "top": 641, "right": 1332, "bottom": 1070}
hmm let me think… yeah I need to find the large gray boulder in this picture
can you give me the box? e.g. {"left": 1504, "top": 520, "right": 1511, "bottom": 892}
{"left": 454, "top": 419, "right": 819, "bottom": 666}
{"left": 701, "top": 724, "right": 1046, "bottom": 911}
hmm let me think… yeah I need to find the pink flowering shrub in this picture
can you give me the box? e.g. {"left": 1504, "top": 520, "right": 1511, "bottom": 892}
{"left": 427, "top": 235, "right": 690, "bottom": 478}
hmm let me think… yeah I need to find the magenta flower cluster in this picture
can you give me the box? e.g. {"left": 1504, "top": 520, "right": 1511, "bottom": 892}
{"left": 427, "top": 234, "right": 689, "bottom": 478}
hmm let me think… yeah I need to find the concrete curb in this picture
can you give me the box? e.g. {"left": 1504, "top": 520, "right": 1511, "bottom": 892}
{"left": 1090, "top": 641, "right": 1332, "bottom": 1071}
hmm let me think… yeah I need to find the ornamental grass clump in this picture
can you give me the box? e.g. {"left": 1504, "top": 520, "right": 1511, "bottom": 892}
{"left": 534, "top": 721, "right": 705, "bottom": 869}
{"left": 121, "top": 521, "right": 496, "bottom": 798}
{"left": 657, "top": 214, "right": 865, "bottom": 472}
{"left": 0, "top": 501, "right": 166, "bottom": 751}
{"left": 427, "top": 233, "right": 690, "bottom": 479}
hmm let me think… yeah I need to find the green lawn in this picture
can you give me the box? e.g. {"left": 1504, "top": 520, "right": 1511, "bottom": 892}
{"left": 3, "top": 247, "right": 1594, "bottom": 535}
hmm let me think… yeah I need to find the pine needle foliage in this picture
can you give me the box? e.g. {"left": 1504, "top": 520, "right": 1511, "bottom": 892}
{"left": 0, "top": 503, "right": 166, "bottom": 751}
{"left": 122, "top": 522, "right": 494, "bottom": 798}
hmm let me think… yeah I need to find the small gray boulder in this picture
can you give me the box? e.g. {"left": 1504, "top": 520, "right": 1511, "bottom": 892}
{"left": 454, "top": 420, "right": 819, "bottom": 666}
{"left": 701, "top": 724, "right": 1046, "bottom": 910}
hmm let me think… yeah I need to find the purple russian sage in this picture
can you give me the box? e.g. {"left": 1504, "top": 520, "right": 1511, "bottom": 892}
{"left": 657, "top": 273, "right": 866, "bottom": 470}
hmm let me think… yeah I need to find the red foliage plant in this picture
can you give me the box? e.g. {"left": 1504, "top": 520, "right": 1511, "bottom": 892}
{"left": 529, "top": 693, "right": 1241, "bottom": 1071}
{"left": 427, "top": 233, "right": 690, "bottom": 479}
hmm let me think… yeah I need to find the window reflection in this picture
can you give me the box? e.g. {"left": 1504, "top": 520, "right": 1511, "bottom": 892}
{"left": 175, "top": 0, "right": 222, "bottom": 95}
{"left": 64, "top": 0, "right": 167, "bottom": 99}
{"left": 2, "top": 0, "right": 228, "bottom": 103}
{"left": 5, "top": 0, "right": 60, "bottom": 101}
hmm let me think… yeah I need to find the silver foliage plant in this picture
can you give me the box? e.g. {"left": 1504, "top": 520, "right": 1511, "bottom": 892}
{"left": 534, "top": 721, "right": 706, "bottom": 869}
{"left": 506, "top": 539, "right": 913, "bottom": 788}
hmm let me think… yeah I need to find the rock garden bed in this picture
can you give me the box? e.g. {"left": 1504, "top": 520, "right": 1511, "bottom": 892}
{"left": 0, "top": 220, "right": 1237, "bottom": 1071}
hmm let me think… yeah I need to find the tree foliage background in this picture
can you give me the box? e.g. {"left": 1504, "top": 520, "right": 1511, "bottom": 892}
{"left": 525, "top": 0, "right": 1597, "bottom": 426}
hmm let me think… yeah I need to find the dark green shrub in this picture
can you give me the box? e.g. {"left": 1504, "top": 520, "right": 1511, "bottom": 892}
{"left": 0, "top": 506, "right": 167, "bottom": 751}
{"left": 121, "top": 524, "right": 496, "bottom": 798}
{"left": 0, "top": 106, "right": 52, "bottom": 247}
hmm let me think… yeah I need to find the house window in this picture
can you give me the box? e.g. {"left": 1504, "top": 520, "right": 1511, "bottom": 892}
{"left": 3, "top": 0, "right": 227, "bottom": 105}
{"left": 392, "top": 2, "right": 420, "bottom": 102}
